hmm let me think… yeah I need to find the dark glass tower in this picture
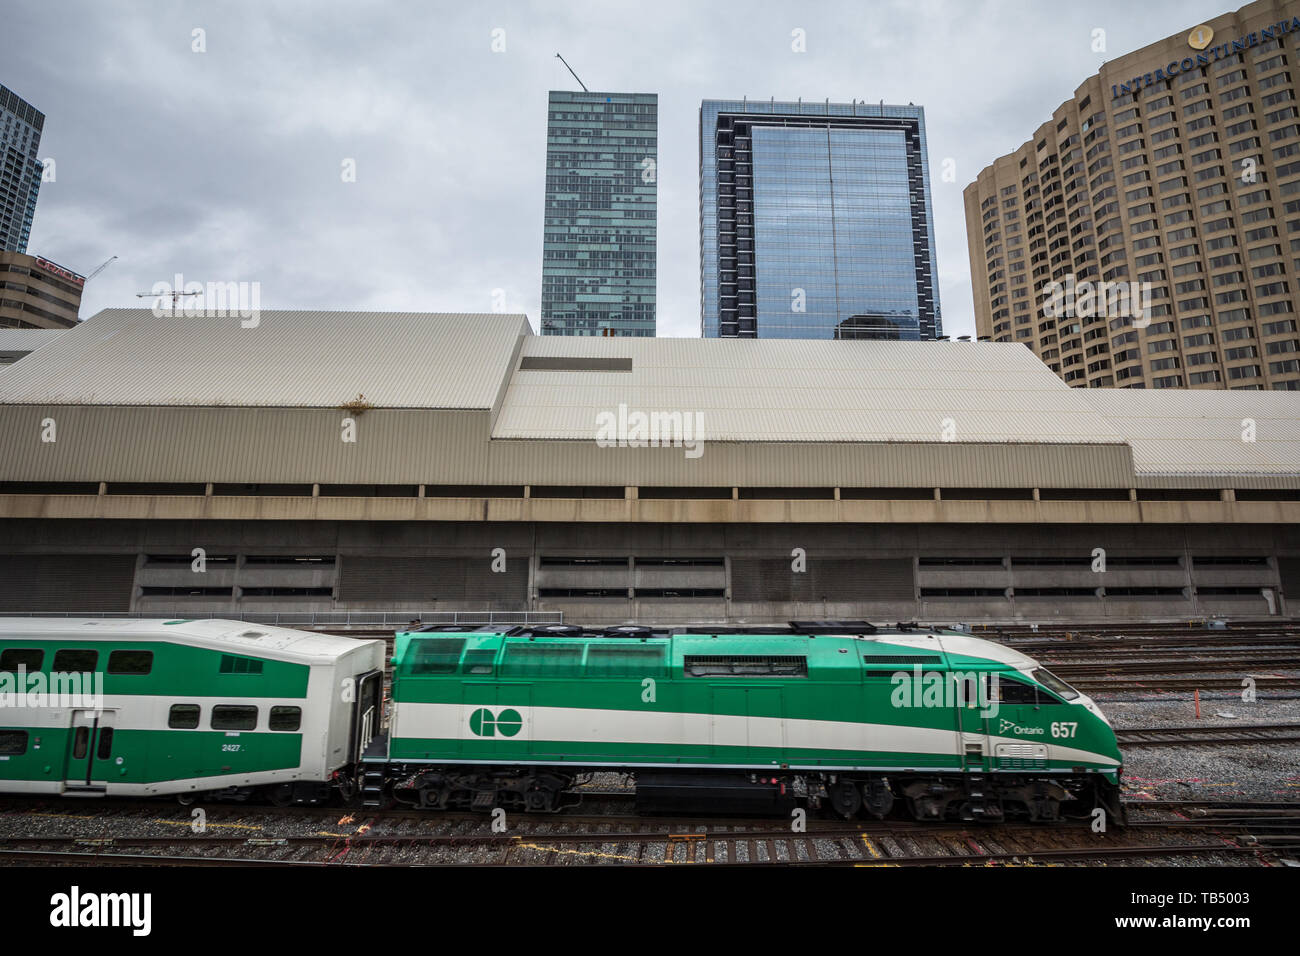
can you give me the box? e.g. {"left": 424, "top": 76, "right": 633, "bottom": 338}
{"left": 541, "top": 91, "right": 657, "bottom": 337}
{"left": 0, "top": 84, "right": 45, "bottom": 254}
{"left": 699, "top": 99, "right": 941, "bottom": 339}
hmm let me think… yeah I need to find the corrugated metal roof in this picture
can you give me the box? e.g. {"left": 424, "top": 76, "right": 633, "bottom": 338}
{"left": 0, "top": 328, "right": 68, "bottom": 352}
{"left": 493, "top": 337, "right": 1128, "bottom": 444}
{"left": 1083, "top": 390, "right": 1300, "bottom": 477}
{"left": 0, "top": 309, "right": 531, "bottom": 408}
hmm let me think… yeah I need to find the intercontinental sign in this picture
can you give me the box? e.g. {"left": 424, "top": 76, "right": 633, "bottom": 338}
{"left": 1110, "top": 16, "right": 1300, "bottom": 100}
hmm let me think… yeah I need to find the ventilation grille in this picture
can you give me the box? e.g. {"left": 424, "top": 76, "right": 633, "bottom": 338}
{"left": 685, "top": 655, "right": 807, "bottom": 678}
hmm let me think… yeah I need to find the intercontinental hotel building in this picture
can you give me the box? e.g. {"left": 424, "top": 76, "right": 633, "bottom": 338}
{"left": 965, "top": 0, "right": 1300, "bottom": 390}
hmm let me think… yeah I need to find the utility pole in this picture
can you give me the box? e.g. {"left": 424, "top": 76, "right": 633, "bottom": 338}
{"left": 555, "top": 53, "right": 588, "bottom": 92}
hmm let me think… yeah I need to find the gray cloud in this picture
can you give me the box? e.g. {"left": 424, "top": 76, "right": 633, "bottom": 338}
{"left": 5, "top": 0, "right": 1234, "bottom": 337}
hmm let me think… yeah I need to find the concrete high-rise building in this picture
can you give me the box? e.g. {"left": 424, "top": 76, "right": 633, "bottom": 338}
{"left": 0, "top": 251, "right": 83, "bottom": 329}
{"left": 0, "top": 84, "right": 45, "bottom": 254}
{"left": 965, "top": 0, "right": 1300, "bottom": 391}
{"left": 540, "top": 90, "right": 657, "bottom": 337}
{"left": 699, "top": 99, "right": 941, "bottom": 340}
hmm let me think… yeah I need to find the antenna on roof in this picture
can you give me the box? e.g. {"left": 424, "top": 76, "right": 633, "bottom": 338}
{"left": 554, "top": 53, "right": 588, "bottom": 93}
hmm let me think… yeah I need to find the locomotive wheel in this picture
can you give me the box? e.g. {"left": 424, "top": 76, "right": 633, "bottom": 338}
{"left": 268, "top": 784, "right": 295, "bottom": 807}
{"left": 829, "top": 780, "right": 862, "bottom": 818}
{"left": 525, "top": 788, "right": 552, "bottom": 812}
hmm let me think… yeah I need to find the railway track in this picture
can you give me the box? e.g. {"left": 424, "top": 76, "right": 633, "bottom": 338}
{"left": 1070, "top": 675, "right": 1300, "bottom": 693}
{"left": 1, "top": 797, "right": 1296, "bottom": 866}
{"left": 1050, "top": 657, "right": 1299, "bottom": 676}
{"left": 0, "top": 822, "right": 1293, "bottom": 866}
{"left": 1116, "top": 722, "right": 1300, "bottom": 747}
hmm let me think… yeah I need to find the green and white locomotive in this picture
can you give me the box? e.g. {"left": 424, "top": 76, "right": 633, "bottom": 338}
{"left": 370, "top": 622, "right": 1123, "bottom": 822}
{"left": 0, "top": 618, "right": 385, "bottom": 804}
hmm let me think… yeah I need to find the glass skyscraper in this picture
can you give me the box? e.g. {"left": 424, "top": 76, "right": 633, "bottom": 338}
{"left": 699, "top": 99, "right": 941, "bottom": 339}
{"left": 0, "top": 84, "right": 45, "bottom": 254}
{"left": 541, "top": 90, "right": 657, "bottom": 336}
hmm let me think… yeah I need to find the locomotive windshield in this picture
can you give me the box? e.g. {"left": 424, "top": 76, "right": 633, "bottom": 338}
{"left": 1032, "top": 667, "right": 1080, "bottom": 701}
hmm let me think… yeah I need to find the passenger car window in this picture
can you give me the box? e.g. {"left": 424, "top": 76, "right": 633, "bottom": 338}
{"left": 107, "top": 650, "right": 153, "bottom": 675}
{"left": 0, "top": 730, "right": 27, "bottom": 756}
{"left": 168, "top": 704, "right": 200, "bottom": 729}
{"left": 52, "top": 649, "right": 98, "bottom": 673}
{"left": 269, "top": 706, "right": 301, "bottom": 731}
{"left": 0, "top": 649, "right": 43, "bottom": 672}
{"left": 211, "top": 705, "right": 258, "bottom": 730}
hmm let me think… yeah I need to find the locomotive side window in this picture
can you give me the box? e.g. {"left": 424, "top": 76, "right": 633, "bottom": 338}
{"left": 52, "top": 649, "right": 98, "bottom": 673}
{"left": 994, "top": 676, "right": 1039, "bottom": 704}
{"left": 406, "top": 638, "right": 465, "bottom": 675}
{"left": 0, "top": 648, "right": 42, "bottom": 672}
{"left": 0, "top": 730, "right": 27, "bottom": 756}
{"left": 269, "top": 706, "right": 302, "bottom": 731}
{"left": 168, "top": 704, "right": 201, "bottom": 729}
{"left": 211, "top": 705, "right": 258, "bottom": 730}
{"left": 107, "top": 650, "right": 153, "bottom": 675}
{"left": 461, "top": 649, "right": 497, "bottom": 675}
{"left": 586, "top": 644, "right": 667, "bottom": 677}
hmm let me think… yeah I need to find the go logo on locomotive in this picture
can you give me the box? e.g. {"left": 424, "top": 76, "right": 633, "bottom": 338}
{"left": 468, "top": 707, "right": 524, "bottom": 737}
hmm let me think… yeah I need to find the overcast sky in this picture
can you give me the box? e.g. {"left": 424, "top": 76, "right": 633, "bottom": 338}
{"left": 5, "top": 0, "right": 1239, "bottom": 339}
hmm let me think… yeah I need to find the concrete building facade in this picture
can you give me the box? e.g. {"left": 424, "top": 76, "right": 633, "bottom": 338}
{"left": 965, "top": 0, "right": 1300, "bottom": 391}
{"left": 0, "top": 251, "right": 83, "bottom": 329}
{"left": 0, "top": 309, "right": 1297, "bottom": 624}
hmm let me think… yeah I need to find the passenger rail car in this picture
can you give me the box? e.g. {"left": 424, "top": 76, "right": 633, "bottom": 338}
{"left": 368, "top": 622, "right": 1124, "bottom": 822}
{"left": 0, "top": 618, "right": 385, "bottom": 804}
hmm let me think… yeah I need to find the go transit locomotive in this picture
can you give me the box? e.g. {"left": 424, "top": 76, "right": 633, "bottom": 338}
{"left": 366, "top": 621, "right": 1124, "bottom": 822}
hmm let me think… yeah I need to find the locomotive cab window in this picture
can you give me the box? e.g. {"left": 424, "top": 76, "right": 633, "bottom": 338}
{"left": 107, "top": 650, "right": 153, "bottom": 675}
{"left": 994, "top": 676, "right": 1039, "bottom": 704}
{"left": 1032, "top": 667, "right": 1080, "bottom": 701}
{"left": 0, "top": 730, "right": 27, "bottom": 756}
{"left": 0, "top": 648, "right": 42, "bottom": 672}
{"left": 211, "top": 705, "right": 258, "bottom": 730}
{"left": 269, "top": 706, "right": 302, "bottom": 731}
{"left": 52, "top": 649, "right": 98, "bottom": 673}
{"left": 168, "top": 704, "right": 200, "bottom": 729}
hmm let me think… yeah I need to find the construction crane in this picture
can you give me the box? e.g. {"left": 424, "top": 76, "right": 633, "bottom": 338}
{"left": 83, "top": 255, "right": 116, "bottom": 283}
{"left": 135, "top": 288, "right": 202, "bottom": 309}
{"left": 555, "top": 54, "right": 588, "bottom": 92}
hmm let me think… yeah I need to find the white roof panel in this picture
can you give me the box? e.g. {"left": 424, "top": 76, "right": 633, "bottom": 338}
{"left": 0, "top": 309, "right": 531, "bottom": 409}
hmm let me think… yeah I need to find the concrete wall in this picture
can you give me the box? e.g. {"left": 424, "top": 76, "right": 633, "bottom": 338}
{"left": 1, "top": 517, "right": 1295, "bottom": 624}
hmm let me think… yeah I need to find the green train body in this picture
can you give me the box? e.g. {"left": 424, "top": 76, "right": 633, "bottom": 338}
{"left": 0, "top": 619, "right": 385, "bottom": 803}
{"left": 374, "top": 623, "right": 1123, "bottom": 821}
